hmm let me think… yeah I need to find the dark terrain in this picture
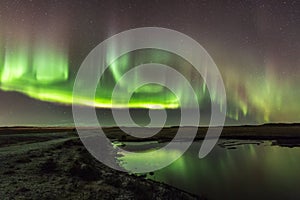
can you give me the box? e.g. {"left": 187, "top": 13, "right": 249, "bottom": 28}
{"left": 1, "top": 124, "right": 300, "bottom": 199}
{"left": 0, "top": 130, "right": 201, "bottom": 200}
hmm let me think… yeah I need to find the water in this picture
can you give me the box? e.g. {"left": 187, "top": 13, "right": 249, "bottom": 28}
{"left": 117, "top": 140, "right": 300, "bottom": 200}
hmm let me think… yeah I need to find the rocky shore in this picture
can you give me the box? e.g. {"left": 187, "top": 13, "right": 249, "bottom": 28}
{"left": 0, "top": 131, "right": 201, "bottom": 200}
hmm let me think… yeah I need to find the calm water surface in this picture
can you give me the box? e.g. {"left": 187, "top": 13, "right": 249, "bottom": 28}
{"left": 117, "top": 140, "right": 300, "bottom": 200}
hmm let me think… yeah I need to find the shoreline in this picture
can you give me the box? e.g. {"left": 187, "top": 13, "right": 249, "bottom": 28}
{"left": 0, "top": 132, "right": 202, "bottom": 199}
{"left": 1, "top": 125, "right": 300, "bottom": 199}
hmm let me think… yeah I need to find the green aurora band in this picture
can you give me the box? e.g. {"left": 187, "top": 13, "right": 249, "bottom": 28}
{"left": 0, "top": 43, "right": 299, "bottom": 123}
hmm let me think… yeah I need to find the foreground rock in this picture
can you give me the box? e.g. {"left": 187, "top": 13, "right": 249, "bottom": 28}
{"left": 0, "top": 136, "right": 202, "bottom": 200}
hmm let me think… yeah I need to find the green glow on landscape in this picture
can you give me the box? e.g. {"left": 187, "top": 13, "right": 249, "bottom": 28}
{"left": 116, "top": 142, "right": 300, "bottom": 199}
{"left": 117, "top": 148, "right": 183, "bottom": 172}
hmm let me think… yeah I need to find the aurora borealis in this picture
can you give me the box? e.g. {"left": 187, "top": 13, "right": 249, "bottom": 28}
{"left": 0, "top": 0, "right": 299, "bottom": 125}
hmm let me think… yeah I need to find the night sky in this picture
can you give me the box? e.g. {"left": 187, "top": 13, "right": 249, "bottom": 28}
{"left": 0, "top": 0, "right": 299, "bottom": 126}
